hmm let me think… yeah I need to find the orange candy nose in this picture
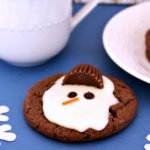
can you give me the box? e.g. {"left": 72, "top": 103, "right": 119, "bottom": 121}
{"left": 62, "top": 97, "right": 79, "bottom": 106}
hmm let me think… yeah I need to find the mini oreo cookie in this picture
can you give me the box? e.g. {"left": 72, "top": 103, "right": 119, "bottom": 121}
{"left": 24, "top": 64, "right": 138, "bottom": 142}
{"left": 146, "top": 30, "right": 150, "bottom": 62}
{"left": 63, "top": 64, "right": 103, "bottom": 88}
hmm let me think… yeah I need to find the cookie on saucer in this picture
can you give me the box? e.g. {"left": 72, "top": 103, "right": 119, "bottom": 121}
{"left": 146, "top": 30, "right": 150, "bottom": 62}
{"left": 24, "top": 64, "right": 138, "bottom": 142}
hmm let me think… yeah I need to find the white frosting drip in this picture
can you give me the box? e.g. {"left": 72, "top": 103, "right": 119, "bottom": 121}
{"left": 43, "top": 76, "right": 118, "bottom": 132}
{"left": 0, "top": 105, "right": 16, "bottom": 142}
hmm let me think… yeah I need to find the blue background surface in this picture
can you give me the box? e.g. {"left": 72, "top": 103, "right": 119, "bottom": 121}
{"left": 0, "top": 4, "right": 150, "bottom": 150}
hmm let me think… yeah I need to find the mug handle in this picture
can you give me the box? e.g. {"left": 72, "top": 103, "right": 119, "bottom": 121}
{"left": 71, "top": 0, "right": 99, "bottom": 31}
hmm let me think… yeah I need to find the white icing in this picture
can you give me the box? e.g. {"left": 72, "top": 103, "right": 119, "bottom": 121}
{"left": 0, "top": 106, "right": 9, "bottom": 122}
{"left": 0, "top": 105, "right": 16, "bottom": 142}
{"left": 43, "top": 76, "right": 118, "bottom": 132}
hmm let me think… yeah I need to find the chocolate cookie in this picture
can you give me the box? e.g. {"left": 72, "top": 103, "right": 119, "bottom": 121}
{"left": 24, "top": 64, "right": 138, "bottom": 142}
{"left": 146, "top": 30, "right": 150, "bottom": 62}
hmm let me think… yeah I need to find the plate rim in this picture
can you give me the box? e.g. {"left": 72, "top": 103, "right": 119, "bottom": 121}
{"left": 103, "top": 2, "right": 150, "bottom": 84}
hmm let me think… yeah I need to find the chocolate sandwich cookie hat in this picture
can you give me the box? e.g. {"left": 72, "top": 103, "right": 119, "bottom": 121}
{"left": 62, "top": 64, "right": 103, "bottom": 88}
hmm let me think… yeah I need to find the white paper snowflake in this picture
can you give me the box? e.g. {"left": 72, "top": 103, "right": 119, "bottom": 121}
{"left": 144, "top": 134, "right": 150, "bottom": 150}
{"left": 0, "top": 106, "right": 16, "bottom": 142}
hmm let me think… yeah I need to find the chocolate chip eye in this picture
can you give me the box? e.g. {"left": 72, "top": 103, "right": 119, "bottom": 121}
{"left": 68, "top": 92, "right": 77, "bottom": 98}
{"left": 84, "top": 92, "right": 95, "bottom": 100}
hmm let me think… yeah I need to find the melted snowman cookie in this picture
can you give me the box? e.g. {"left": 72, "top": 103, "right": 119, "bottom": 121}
{"left": 43, "top": 76, "right": 118, "bottom": 132}
{"left": 24, "top": 64, "right": 138, "bottom": 142}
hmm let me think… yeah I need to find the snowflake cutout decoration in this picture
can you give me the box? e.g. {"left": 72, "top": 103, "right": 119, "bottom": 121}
{"left": 144, "top": 134, "right": 150, "bottom": 150}
{"left": 0, "top": 106, "right": 16, "bottom": 142}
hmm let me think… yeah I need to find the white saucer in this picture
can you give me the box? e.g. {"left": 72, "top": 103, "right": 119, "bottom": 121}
{"left": 103, "top": 2, "right": 150, "bottom": 84}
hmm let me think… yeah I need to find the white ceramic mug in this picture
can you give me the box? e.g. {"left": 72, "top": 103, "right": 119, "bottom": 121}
{"left": 0, "top": 0, "right": 99, "bottom": 67}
